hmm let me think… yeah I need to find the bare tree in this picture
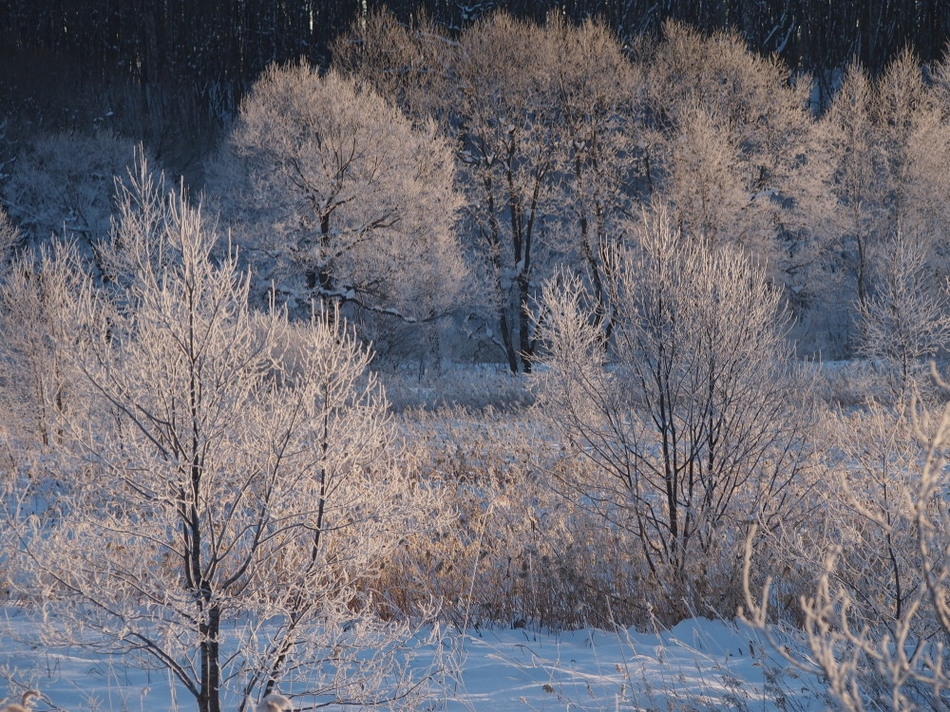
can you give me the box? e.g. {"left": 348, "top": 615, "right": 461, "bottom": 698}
{"left": 534, "top": 208, "right": 812, "bottom": 617}
{"left": 5, "top": 162, "right": 442, "bottom": 712}
{"left": 210, "top": 63, "right": 466, "bottom": 334}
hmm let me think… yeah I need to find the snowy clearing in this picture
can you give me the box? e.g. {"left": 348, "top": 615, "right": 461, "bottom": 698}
{"left": 0, "top": 608, "right": 826, "bottom": 711}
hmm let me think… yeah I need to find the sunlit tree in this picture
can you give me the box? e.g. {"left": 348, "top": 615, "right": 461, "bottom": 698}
{"left": 211, "top": 63, "right": 466, "bottom": 331}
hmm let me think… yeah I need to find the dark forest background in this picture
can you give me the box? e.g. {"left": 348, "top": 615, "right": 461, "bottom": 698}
{"left": 4, "top": 0, "right": 950, "bottom": 77}
{"left": 2, "top": 1, "right": 950, "bottom": 180}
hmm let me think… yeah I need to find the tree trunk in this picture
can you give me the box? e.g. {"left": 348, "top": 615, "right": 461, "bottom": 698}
{"left": 199, "top": 602, "right": 222, "bottom": 712}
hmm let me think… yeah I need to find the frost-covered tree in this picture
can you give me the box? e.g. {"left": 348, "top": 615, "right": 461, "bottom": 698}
{"left": 5, "top": 164, "right": 441, "bottom": 712}
{"left": 549, "top": 16, "right": 641, "bottom": 339}
{"left": 813, "top": 50, "right": 950, "bottom": 355}
{"left": 0, "top": 241, "right": 84, "bottom": 446}
{"left": 819, "top": 60, "right": 905, "bottom": 313}
{"left": 331, "top": 8, "right": 450, "bottom": 126}
{"left": 874, "top": 49, "right": 932, "bottom": 240}
{"left": 534, "top": 208, "right": 811, "bottom": 617}
{"left": 449, "top": 13, "right": 562, "bottom": 373}
{"left": 94, "top": 148, "right": 180, "bottom": 291}
{"left": 210, "top": 63, "right": 466, "bottom": 334}
{"left": 642, "top": 22, "right": 815, "bottom": 280}
{"left": 857, "top": 233, "right": 950, "bottom": 398}
{"left": 335, "top": 12, "right": 642, "bottom": 364}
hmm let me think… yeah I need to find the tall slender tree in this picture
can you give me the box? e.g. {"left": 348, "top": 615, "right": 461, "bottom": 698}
{"left": 449, "top": 13, "right": 561, "bottom": 372}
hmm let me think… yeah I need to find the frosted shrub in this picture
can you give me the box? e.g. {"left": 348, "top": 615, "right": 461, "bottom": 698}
{"left": 746, "top": 384, "right": 950, "bottom": 710}
{"left": 0, "top": 208, "right": 18, "bottom": 261}
{"left": 391, "top": 407, "right": 647, "bottom": 630}
{"left": 1, "top": 131, "right": 137, "bottom": 245}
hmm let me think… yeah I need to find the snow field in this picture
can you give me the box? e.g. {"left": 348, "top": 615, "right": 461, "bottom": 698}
{"left": 1, "top": 608, "right": 826, "bottom": 711}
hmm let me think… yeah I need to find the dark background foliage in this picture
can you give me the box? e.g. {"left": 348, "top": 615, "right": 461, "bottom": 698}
{"left": 2, "top": 0, "right": 947, "bottom": 179}
{"left": 3, "top": 0, "right": 947, "bottom": 80}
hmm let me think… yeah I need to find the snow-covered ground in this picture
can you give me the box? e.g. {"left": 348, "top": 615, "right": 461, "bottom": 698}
{"left": 0, "top": 608, "right": 827, "bottom": 711}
